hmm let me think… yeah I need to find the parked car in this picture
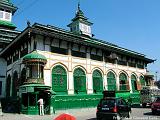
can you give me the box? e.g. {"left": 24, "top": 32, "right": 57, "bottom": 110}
{"left": 96, "top": 97, "right": 131, "bottom": 120}
{"left": 140, "top": 86, "right": 160, "bottom": 107}
{"left": 151, "top": 97, "right": 160, "bottom": 115}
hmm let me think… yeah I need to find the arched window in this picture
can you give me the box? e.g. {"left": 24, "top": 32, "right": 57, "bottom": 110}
{"left": 92, "top": 69, "right": 103, "bottom": 93}
{"left": 119, "top": 73, "right": 129, "bottom": 91}
{"left": 107, "top": 71, "right": 116, "bottom": 91}
{"left": 73, "top": 68, "right": 86, "bottom": 94}
{"left": 140, "top": 76, "right": 145, "bottom": 87}
{"left": 21, "top": 68, "right": 26, "bottom": 85}
{"left": 12, "top": 71, "right": 18, "bottom": 96}
{"left": 131, "top": 74, "right": 138, "bottom": 92}
{"left": 52, "top": 65, "right": 67, "bottom": 94}
{"left": 6, "top": 75, "right": 11, "bottom": 97}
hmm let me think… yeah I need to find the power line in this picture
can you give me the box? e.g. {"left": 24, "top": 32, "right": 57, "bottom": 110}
{"left": 14, "top": 0, "right": 40, "bottom": 18}
{"left": 16, "top": 0, "right": 25, "bottom": 6}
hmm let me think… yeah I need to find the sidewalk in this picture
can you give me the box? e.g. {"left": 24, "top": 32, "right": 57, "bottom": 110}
{"left": 0, "top": 108, "right": 96, "bottom": 120}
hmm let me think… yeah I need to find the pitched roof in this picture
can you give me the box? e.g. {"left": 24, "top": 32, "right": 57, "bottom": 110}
{"left": 0, "top": 22, "right": 154, "bottom": 63}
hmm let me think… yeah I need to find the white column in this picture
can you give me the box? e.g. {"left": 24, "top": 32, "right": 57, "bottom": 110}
{"left": 103, "top": 74, "right": 107, "bottom": 90}
{"left": 44, "top": 69, "right": 51, "bottom": 86}
{"left": 87, "top": 73, "right": 93, "bottom": 94}
{"left": 86, "top": 47, "right": 92, "bottom": 94}
{"left": 129, "top": 76, "right": 132, "bottom": 93}
{"left": 116, "top": 75, "right": 120, "bottom": 91}
{"left": 68, "top": 71, "right": 74, "bottom": 94}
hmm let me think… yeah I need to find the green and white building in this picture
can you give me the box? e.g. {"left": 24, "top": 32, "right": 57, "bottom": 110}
{"left": 0, "top": 1, "right": 154, "bottom": 114}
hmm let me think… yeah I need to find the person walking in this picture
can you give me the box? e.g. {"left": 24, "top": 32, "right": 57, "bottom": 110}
{"left": 38, "top": 98, "right": 44, "bottom": 116}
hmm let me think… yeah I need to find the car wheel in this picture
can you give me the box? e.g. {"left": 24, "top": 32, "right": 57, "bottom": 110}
{"left": 116, "top": 114, "right": 121, "bottom": 120}
{"left": 152, "top": 110, "right": 156, "bottom": 115}
{"left": 142, "top": 103, "right": 146, "bottom": 108}
{"left": 127, "top": 111, "right": 131, "bottom": 118}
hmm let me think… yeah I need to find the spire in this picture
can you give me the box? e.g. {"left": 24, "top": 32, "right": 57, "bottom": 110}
{"left": 67, "top": 2, "right": 93, "bottom": 37}
{"left": 78, "top": 2, "right": 80, "bottom": 12}
{"left": 73, "top": 2, "right": 87, "bottom": 22}
{"left": 0, "top": 0, "right": 17, "bottom": 29}
{"left": 0, "top": 0, "right": 17, "bottom": 14}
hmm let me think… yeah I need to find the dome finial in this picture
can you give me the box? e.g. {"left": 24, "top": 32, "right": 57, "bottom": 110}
{"left": 78, "top": 1, "right": 80, "bottom": 11}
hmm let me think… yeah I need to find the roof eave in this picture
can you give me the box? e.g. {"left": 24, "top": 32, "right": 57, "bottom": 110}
{"left": 0, "top": 27, "right": 30, "bottom": 57}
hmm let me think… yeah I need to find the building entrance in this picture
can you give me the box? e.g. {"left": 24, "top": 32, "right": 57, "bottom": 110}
{"left": 19, "top": 84, "right": 53, "bottom": 115}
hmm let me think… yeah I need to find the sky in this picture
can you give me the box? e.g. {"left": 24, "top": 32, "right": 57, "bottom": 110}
{"left": 12, "top": 0, "right": 160, "bottom": 79}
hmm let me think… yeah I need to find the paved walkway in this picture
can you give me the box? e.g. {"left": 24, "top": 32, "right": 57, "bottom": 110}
{"left": 0, "top": 108, "right": 96, "bottom": 120}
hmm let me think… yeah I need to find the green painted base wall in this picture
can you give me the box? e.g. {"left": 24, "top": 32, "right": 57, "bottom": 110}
{"left": 21, "top": 106, "right": 39, "bottom": 115}
{"left": 51, "top": 92, "right": 141, "bottom": 111}
{"left": 52, "top": 94, "right": 103, "bottom": 110}
{"left": 116, "top": 91, "right": 140, "bottom": 105}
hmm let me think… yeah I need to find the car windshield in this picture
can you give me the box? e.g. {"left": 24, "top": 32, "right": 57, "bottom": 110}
{"left": 101, "top": 99, "right": 115, "bottom": 107}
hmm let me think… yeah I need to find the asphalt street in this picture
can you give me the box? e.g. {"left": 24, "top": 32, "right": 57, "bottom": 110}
{"left": 1, "top": 107, "right": 160, "bottom": 120}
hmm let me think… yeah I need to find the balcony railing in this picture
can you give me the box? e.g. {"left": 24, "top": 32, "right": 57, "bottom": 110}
{"left": 117, "top": 60, "right": 127, "bottom": 66}
{"left": 128, "top": 62, "right": 136, "bottom": 67}
{"left": 107, "top": 84, "right": 117, "bottom": 91}
{"left": 119, "top": 84, "right": 130, "bottom": 91}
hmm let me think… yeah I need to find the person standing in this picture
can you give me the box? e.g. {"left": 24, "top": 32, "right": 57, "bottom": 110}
{"left": 38, "top": 98, "right": 44, "bottom": 116}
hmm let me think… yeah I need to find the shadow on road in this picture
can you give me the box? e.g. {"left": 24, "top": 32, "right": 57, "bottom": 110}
{"left": 131, "top": 104, "right": 151, "bottom": 109}
{"left": 144, "top": 112, "right": 160, "bottom": 116}
{"left": 87, "top": 118, "right": 96, "bottom": 120}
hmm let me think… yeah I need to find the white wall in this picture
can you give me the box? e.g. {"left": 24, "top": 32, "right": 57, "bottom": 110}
{"left": 39, "top": 50, "right": 147, "bottom": 94}
{"left": 0, "top": 57, "right": 7, "bottom": 98}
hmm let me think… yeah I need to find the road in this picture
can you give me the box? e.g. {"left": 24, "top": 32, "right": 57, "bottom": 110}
{"left": 1, "top": 107, "right": 160, "bottom": 120}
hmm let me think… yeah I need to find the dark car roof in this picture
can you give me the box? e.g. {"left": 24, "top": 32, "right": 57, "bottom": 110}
{"left": 101, "top": 97, "right": 122, "bottom": 100}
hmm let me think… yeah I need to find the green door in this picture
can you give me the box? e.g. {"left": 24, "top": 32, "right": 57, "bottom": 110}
{"left": 107, "top": 71, "right": 116, "bottom": 91}
{"left": 52, "top": 65, "right": 67, "bottom": 94}
{"left": 140, "top": 76, "right": 145, "bottom": 88}
{"left": 92, "top": 70, "right": 103, "bottom": 93}
{"left": 74, "top": 68, "right": 86, "bottom": 94}
{"left": 119, "top": 73, "right": 127, "bottom": 90}
{"left": 131, "top": 74, "right": 137, "bottom": 92}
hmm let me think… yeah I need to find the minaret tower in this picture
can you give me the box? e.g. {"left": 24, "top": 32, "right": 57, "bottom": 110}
{"left": 0, "top": 0, "right": 19, "bottom": 51}
{"left": 67, "top": 3, "right": 93, "bottom": 37}
{"left": 0, "top": 0, "right": 17, "bottom": 29}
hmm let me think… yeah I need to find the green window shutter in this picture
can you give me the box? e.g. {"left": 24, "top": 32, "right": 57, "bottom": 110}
{"left": 92, "top": 70, "right": 103, "bottom": 93}
{"left": 140, "top": 76, "right": 145, "bottom": 87}
{"left": 52, "top": 65, "right": 67, "bottom": 94}
{"left": 131, "top": 74, "right": 137, "bottom": 92}
{"left": 119, "top": 73, "right": 127, "bottom": 90}
{"left": 107, "top": 71, "right": 116, "bottom": 91}
{"left": 73, "top": 68, "right": 86, "bottom": 94}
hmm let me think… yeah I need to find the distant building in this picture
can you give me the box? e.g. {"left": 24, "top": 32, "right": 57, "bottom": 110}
{"left": 0, "top": 1, "right": 155, "bottom": 114}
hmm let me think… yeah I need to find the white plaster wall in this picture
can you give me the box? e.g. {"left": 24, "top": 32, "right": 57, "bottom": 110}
{"left": 0, "top": 58, "right": 7, "bottom": 75}
{"left": 36, "top": 35, "right": 44, "bottom": 51}
{"left": 44, "top": 69, "right": 51, "bottom": 87}
{"left": 37, "top": 50, "right": 147, "bottom": 95}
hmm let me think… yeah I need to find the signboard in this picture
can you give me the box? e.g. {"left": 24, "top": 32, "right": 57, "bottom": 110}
{"left": 27, "top": 87, "right": 34, "bottom": 92}
{"left": 19, "top": 86, "right": 34, "bottom": 93}
{"left": 19, "top": 87, "right": 27, "bottom": 93}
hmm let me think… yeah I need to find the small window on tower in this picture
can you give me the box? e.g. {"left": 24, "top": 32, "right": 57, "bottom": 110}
{"left": 5, "top": 12, "right": 11, "bottom": 21}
